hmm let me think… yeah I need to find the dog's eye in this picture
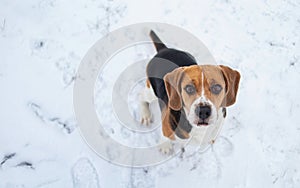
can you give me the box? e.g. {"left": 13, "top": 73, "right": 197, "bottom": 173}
{"left": 210, "top": 84, "right": 222, "bottom": 94}
{"left": 184, "top": 85, "right": 196, "bottom": 94}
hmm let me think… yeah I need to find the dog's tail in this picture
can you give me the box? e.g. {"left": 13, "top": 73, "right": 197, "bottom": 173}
{"left": 149, "top": 30, "right": 167, "bottom": 52}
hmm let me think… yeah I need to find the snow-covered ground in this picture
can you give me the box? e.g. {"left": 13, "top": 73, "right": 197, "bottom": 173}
{"left": 1, "top": 0, "right": 300, "bottom": 187}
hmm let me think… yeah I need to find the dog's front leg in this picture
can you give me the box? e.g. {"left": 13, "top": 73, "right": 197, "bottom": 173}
{"left": 139, "top": 80, "right": 156, "bottom": 126}
{"left": 158, "top": 137, "right": 174, "bottom": 155}
{"left": 140, "top": 101, "right": 151, "bottom": 125}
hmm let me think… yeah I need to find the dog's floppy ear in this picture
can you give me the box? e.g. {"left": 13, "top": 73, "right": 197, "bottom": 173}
{"left": 164, "top": 67, "right": 184, "bottom": 111}
{"left": 219, "top": 65, "right": 241, "bottom": 107}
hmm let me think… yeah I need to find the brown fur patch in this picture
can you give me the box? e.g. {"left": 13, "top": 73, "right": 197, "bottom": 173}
{"left": 146, "top": 79, "right": 151, "bottom": 88}
{"left": 164, "top": 68, "right": 184, "bottom": 111}
{"left": 219, "top": 65, "right": 241, "bottom": 106}
{"left": 202, "top": 65, "right": 227, "bottom": 109}
{"left": 161, "top": 107, "right": 175, "bottom": 140}
{"left": 161, "top": 107, "right": 191, "bottom": 140}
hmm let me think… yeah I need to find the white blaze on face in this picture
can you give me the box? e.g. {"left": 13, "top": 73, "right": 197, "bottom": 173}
{"left": 185, "top": 70, "right": 218, "bottom": 127}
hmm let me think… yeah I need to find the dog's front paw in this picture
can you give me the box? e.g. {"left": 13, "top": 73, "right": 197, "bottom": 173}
{"left": 159, "top": 141, "right": 174, "bottom": 155}
{"left": 140, "top": 107, "right": 152, "bottom": 126}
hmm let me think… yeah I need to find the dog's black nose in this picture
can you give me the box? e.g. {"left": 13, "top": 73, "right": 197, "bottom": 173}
{"left": 195, "top": 105, "right": 211, "bottom": 120}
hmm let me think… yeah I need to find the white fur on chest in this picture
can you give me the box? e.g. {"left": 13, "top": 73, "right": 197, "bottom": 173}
{"left": 175, "top": 108, "right": 225, "bottom": 148}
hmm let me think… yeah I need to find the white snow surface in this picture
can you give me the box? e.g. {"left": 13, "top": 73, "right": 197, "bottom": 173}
{"left": 1, "top": 0, "right": 300, "bottom": 187}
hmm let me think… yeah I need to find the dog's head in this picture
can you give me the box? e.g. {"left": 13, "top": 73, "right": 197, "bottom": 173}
{"left": 164, "top": 65, "right": 240, "bottom": 127}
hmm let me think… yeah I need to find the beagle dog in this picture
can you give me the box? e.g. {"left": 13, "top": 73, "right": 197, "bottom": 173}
{"left": 139, "top": 30, "right": 240, "bottom": 153}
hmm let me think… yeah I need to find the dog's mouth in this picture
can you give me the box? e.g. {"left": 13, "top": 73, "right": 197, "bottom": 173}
{"left": 196, "top": 121, "right": 209, "bottom": 126}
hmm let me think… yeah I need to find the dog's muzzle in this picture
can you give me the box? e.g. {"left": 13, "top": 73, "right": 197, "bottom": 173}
{"left": 194, "top": 105, "right": 211, "bottom": 126}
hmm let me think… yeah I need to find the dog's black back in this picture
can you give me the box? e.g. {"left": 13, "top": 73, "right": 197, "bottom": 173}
{"left": 147, "top": 31, "right": 197, "bottom": 108}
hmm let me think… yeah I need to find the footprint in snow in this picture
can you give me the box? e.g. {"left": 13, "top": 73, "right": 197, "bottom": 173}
{"left": 72, "top": 158, "right": 100, "bottom": 188}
